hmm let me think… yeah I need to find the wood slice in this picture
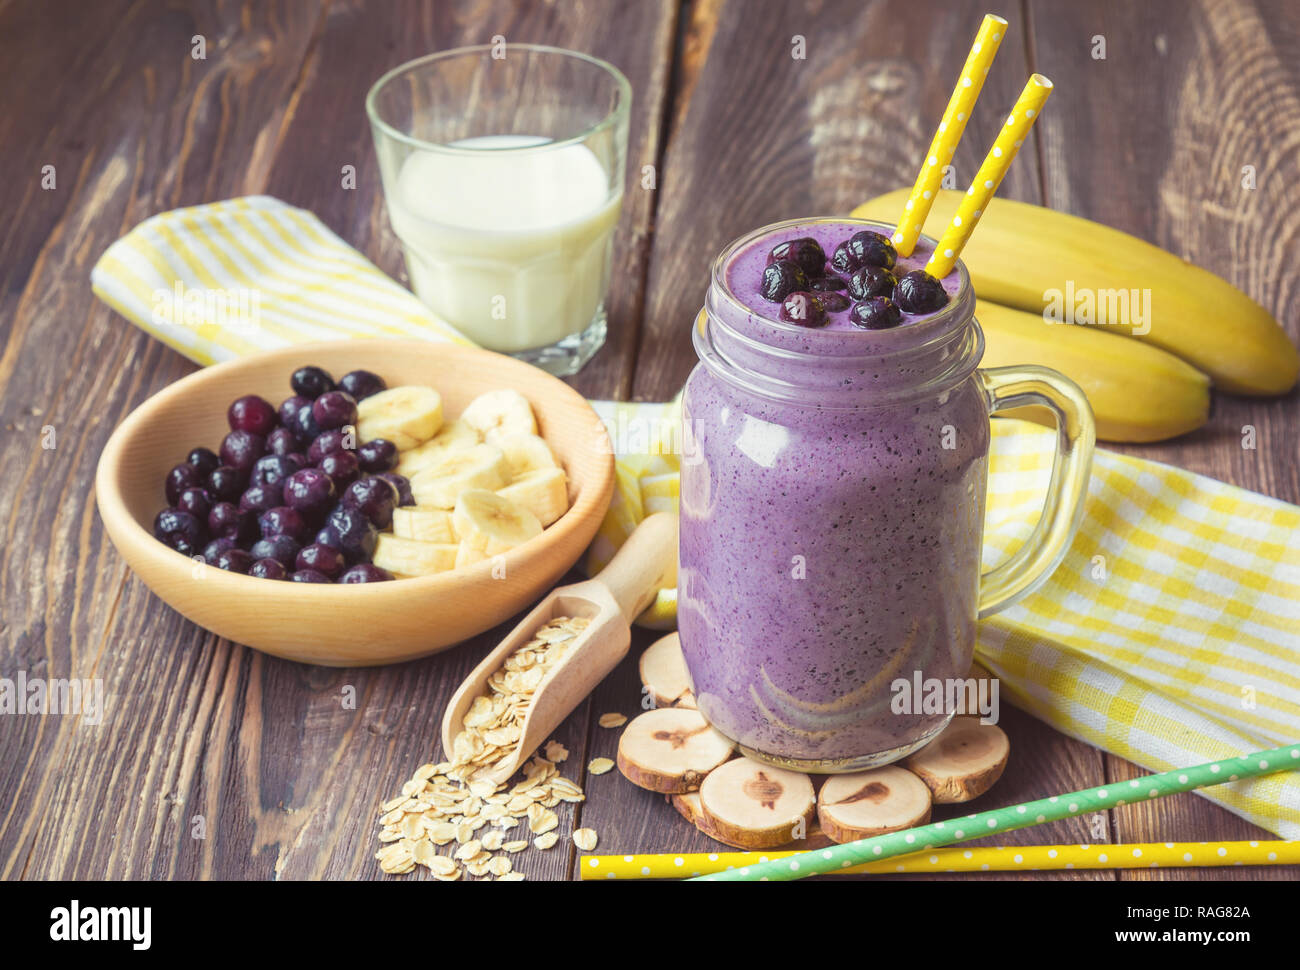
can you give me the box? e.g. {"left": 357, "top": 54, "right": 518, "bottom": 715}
{"left": 616, "top": 708, "right": 734, "bottom": 793}
{"left": 697, "top": 757, "right": 817, "bottom": 850}
{"left": 638, "top": 632, "right": 697, "bottom": 708}
{"left": 816, "top": 766, "right": 932, "bottom": 843}
{"left": 903, "top": 716, "right": 1010, "bottom": 803}
{"left": 672, "top": 791, "right": 834, "bottom": 851}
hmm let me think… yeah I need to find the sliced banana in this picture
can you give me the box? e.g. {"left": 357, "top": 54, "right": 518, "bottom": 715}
{"left": 496, "top": 467, "right": 569, "bottom": 527}
{"left": 451, "top": 489, "right": 542, "bottom": 556}
{"left": 615, "top": 708, "right": 734, "bottom": 794}
{"left": 395, "top": 419, "right": 482, "bottom": 478}
{"left": 371, "top": 534, "right": 459, "bottom": 578}
{"left": 461, "top": 389, "right": 537, "bottom": 441}
{"left": 816, "top": 766, "right": 932, "bottom": 843}
{"left": 638, "top": 632, "right": 696, "bottom": 709}
{"left": 454, "top": 540, "right": 488, "bottom": 569}
{"left": 356, "top": 385, "right": 444, "bottom": 447}
{"left": 409, "top": 443, "right": 509, "bottom": 509}
{"left": 382, "top": 429, "right": 422, "bottom": 452}
{"left": 698, "top": 757, "right": 816, "bottom": 850}
{"left": 494, "top": 432, "right": 558, "bottom": 477}
{"left": 902, "top": 717, "right": 1010, "bottom": 803}
{"left": 391, "top": 506, "right": 455, "bottom": 544}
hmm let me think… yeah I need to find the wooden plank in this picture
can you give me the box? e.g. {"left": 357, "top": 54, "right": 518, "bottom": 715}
{"left": 0, "top": 0, "right": 327, "bottom": 881}
{"left": 1026, "top": 0, "right": 1300, "bottom": 878}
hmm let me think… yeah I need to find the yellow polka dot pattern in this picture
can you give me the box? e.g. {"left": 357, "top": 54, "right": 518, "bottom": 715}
{"left": 927, "top": 73, "right": 1053, "bottom": 278}
{"left": 892, "top": 14, "right": 1008, "bottom": 258}
{"left": 578, "top": 840, "right": 1300, "bottom": 879}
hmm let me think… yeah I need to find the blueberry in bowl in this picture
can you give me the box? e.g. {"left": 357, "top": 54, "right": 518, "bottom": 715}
{"left": 318, "top": 451, "right": 361, "bottom": 491}
{"left": 311, "top": 390, "right": 358, "bottom": 431}
{"left": 338, "top": 369, "right": 386, "bottom": 402}
{"left": 165, "top": 463, "right": 204, "bottom": 506}
{"left": 250, "top": 534, "right": 302, "bottom": 568}
{"left": 227, "top": 395, "right": 278, "bottom": 436}
{"left": 282, "top": 467, "right": 336, "bottom": 522}
{"left": 339, "top": 563, "right": 394, "bottom": 584}
{"left": 291, "top": 365, "right": 336, "bottom": 400}
{"left": 250, "top": 558, "right": 289, "bottom": 581}
{"left": 375, "top": 472, "right": 414, "bottom": 508}
{"left": 340, "top": 477, "right": 398, "bottom": 529}
{"left": 322, "top": 506, "right": 379, "bottom": 563}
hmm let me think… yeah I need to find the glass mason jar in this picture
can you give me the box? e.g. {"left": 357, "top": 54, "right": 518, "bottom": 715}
{"left": 678, "top": 217, "right": 1096, "bottom": 772}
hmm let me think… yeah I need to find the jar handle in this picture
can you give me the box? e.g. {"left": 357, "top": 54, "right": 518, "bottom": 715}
{"left": 978, "top": 365, "right": 1096, "bottom": 618}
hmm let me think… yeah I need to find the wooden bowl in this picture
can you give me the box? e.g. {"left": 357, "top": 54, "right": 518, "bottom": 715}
{"left": 95, "top": 340, "right": 615, "bottom": 666}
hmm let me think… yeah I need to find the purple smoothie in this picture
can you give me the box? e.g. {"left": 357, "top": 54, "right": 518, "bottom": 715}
{"left": 679, "top": 218, "right": 989, "bottom": 769}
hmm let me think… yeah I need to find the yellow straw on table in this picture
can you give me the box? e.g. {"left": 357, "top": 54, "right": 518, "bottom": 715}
{"left": 926, "top": 73, "right": 1053, "bottom": 278}
{"left": 579, "top": 841, "right": 1300, "bottom": 879}
{"left": 891, "top": 13, "right": 1008, "bottom": 257}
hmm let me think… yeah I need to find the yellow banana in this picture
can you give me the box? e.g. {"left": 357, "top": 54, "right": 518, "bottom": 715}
{"left": 852, "top": 189, "right": 1298, "bottom": 395}
{"left": 976, "top": 300, "right": 1209, "bottom": 442}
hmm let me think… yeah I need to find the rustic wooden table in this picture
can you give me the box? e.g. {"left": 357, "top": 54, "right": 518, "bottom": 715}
{"left": 2, "top": 0, "right": 1297, "bottom": 881}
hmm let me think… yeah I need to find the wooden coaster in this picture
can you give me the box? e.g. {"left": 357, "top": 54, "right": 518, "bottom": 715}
{"left": 903, "top": 716, "right": 1010, "bottom": 803}
{"left": 816, "top": 766, "right": 933, "bottom": 842}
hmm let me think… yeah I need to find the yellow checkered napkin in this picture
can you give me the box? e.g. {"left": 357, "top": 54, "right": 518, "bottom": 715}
{"left": 981, "top": 422, "right": 1300, "bottom": 837}
{"left": 93, "top": 197, "right": 1300, "bottom": 838}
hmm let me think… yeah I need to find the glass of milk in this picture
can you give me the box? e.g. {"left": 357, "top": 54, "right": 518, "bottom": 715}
{"left": 366, "top": 45, "right": 630, "bottom": 375}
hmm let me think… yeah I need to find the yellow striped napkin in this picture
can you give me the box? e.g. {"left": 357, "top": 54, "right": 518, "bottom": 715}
{"left": 92, "top": 197, "right": 1300, "bottom": 838}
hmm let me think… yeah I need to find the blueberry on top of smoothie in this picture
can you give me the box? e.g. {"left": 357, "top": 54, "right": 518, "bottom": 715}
{"left": 816, "top": 291, "right": 850, "bottom": 313}
{"left": 846, "top": 230, "right": 897, "bottom": 271}
{"left": 760, "top": 259, "right": 810, "bottom": 302}
{"left": 779, "top": 291, "right": 828, "bottom": 328}
{"left": 767, "top": 237, "right": 826, "bottom": 279}
{"left": 809, "top": 275, "right": 848, "bottom": 292}
{"left": 830, "top": 242, "right": 857, "bottom": 273}
{"left": 847, "top": 265, "right": 897, "bottom": 302}
{"left": 893, "top": 270, "right": 950, "bottom": 314}
{"left": 849, "top": 296, "right": 903, "bottom": 330}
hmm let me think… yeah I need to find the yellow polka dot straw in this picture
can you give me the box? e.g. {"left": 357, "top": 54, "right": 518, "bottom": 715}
{"left": 927, "top": 73, "right": 1053, "bottom": 278}
{"left": 579, "top": 841, "right": 1300, "bottom": 879}
{"left": 891, "top": 13, "right": 1008, "bottom": 258}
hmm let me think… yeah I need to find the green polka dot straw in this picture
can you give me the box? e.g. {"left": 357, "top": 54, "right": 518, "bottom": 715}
{"left": 693, "top": 743, "right": 1300, "bottom": 882}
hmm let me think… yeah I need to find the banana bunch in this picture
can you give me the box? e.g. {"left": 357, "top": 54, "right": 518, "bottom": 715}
{"left": 852, "top": 189, "right": 1299, "bottom": 441}
{"left": 363, "top": 387, "right": 571, "bottom": 578}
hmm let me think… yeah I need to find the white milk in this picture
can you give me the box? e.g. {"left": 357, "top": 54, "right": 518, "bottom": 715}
{"left": 388, "top": 135, "right": 621, "bottom": 353}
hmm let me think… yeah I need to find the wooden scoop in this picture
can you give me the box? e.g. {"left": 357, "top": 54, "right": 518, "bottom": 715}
{"left": 441, "top": 512, "right": 679, "bottom": 784}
